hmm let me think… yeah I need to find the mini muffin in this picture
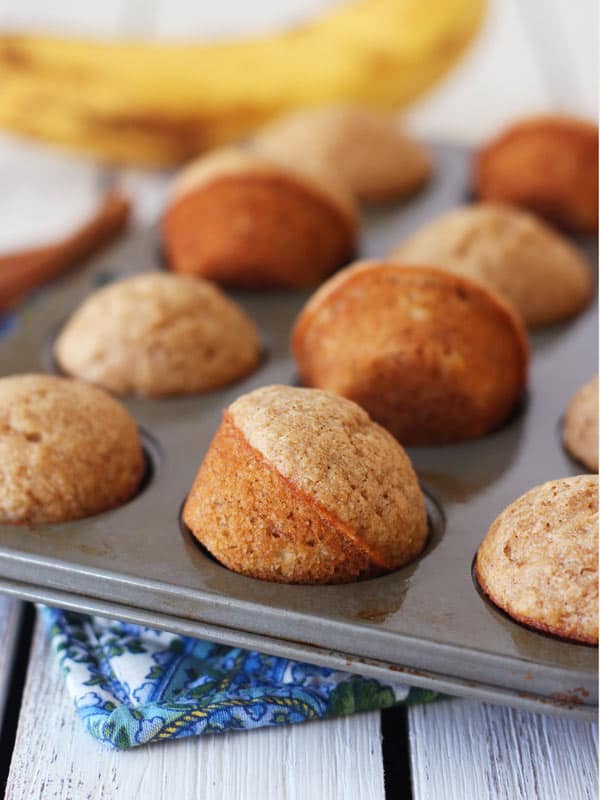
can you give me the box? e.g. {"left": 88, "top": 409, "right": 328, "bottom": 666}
{"left": 292, "top": 261, "right": 528, "bottom": 445}
{"left": 563, "top": 377, "right": 598, "bottom": 472}
{"left": 474, "top": 116, "right": 598, "bottom": 233}
{"left": 163, "top": 148, "right": 358, "bottom": 289}
{"left": 390, "top": 204, "right": 593, "bottom": 328}
{"left": 183, "top": 385, "right": 428, "bottom": 584}
{"left": 475, "top": 475, "right": 598, "bottom": 645}
{"left": 250, "top": 105, "right": 432, "bottom": 203}
{"left": 54, "top": 272, "right": 261, "bottom": 397}
{"left": 0, "top": 374, "right": 144, "bottom": 524}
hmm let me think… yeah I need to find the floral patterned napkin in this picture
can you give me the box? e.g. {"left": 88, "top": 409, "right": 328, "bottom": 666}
{"left": 42, "top": 607, "right": 436, "bottom": 749}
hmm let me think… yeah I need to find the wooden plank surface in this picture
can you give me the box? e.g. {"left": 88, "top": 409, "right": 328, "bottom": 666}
{"left": 409, "top": 699, "right": 598, "bottom": 800}
{"left": 5, "top": 618, "right": 385, "bottom": 800}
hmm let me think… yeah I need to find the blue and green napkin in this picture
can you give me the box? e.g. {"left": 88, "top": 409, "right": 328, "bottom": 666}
{"left": 41, "top": 607, "right": 436, "bottom": 750}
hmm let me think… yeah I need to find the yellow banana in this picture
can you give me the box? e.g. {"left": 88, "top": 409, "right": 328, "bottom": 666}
{"left": 0, "top": 0, "right": 484, "bottom": 166}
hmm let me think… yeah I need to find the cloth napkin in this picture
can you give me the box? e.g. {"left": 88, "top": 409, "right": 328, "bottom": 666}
{"left": 41, "top": 607, "right": 437, "bottom": 750}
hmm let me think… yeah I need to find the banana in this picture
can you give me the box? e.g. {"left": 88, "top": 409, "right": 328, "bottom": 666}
{"left": 0, "top": 0, "right": 484, "bottom": 166}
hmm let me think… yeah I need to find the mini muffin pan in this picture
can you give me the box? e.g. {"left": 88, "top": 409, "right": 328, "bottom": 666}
{"left": 0, "top": 143, "right": 596, "bottom": 719}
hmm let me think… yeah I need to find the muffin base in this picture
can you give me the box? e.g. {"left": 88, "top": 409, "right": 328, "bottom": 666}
{"left": 183, "top": 413, "right": 397, "bottom": 584}
{"left": 474, "top": 561, "right": 597, "bottom": 646}
{"left": 163, "top": 173, "right": 357, "bottom": 289}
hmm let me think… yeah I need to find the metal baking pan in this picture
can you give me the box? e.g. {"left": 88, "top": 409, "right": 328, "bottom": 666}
{"left": 0, "top": 143, "right": 597, "bottom": 719}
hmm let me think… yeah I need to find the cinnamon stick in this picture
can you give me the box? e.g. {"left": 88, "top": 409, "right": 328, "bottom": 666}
{"left": 0, "top": 192, "right": 130, "bottom": 311}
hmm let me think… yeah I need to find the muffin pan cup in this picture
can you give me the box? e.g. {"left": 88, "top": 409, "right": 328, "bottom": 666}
{"left": 0, "top": 143, "right": 597, "bottom": 719}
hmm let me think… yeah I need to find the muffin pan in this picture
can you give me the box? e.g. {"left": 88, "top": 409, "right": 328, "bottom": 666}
{"left": 0, "top": 143, "right": 596, "bottom": 719}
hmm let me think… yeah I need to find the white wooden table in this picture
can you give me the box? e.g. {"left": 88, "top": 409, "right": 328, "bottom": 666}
{"left": 0, "top": 1, "right": 597, "bottom": 797}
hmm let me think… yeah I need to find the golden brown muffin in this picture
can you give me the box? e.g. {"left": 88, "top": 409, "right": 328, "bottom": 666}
{"left": 390, "top": 203, "right": 593, "bottom": 328}
{"left": 563, "top": 377, "right": 598, "bottom": 472}
{"left": 0, "top": 374, "right": 144, "bottom": 524}
{"left": 163, "top": 148, "right": 358, "bottom": 289}
{"left": 474, "top": 115, "right": 598, "bottom": 233}
{"left": 292, "top": 261, "right": 529, "bottom": 445}
{"left": 183, "top": 385, "right": 428, "bottom": 584}
{"left": 475, "top": 475, "right": 598, "bottom": 645}
{"left": 54, "top": 272, "right": 261, "bottom": 397}
{"left": 249, "top": 105, "right": 432, "bottom": 203}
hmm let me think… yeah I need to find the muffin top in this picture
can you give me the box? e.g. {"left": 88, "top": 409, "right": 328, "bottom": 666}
{"left": 228, "top": 385, "right": 428, "bottom": 567}
{"left": 54, "top": 272, "right": 261, "bottom": 397}
{"left": 476, "top": 475, "right": 598, "bottom": 644}
{"left": 292, "top": 261, "right": 529, "bottom": 444}
{"left": 474, "top": 115, "right": 598, "bottom": 233}
{"left": 390, "top": 203, "right": 592, "bottom": 327}
{"left": 168, "top": 146, "right": 357, "bottom": 225}
{"left": 295, "top": 261, "right": 528, "bottom": 392}
{"left": 0, "top": 374, "right": 144, "bottom": 524}
{"left": 564, "top": 377, "right": 598, "bottom": 472}
{"left": 250, "top": 105, "right": 431, "bottom": 202}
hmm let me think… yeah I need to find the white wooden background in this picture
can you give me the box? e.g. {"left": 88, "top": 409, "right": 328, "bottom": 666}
{"left": 0, "top": 1, "right": 597, "bottom": 798}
